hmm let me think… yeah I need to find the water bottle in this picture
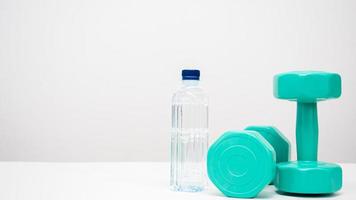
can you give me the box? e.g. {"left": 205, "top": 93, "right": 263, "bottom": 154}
{"left": 170, "top": 69, "right": 209, "bottom": 192}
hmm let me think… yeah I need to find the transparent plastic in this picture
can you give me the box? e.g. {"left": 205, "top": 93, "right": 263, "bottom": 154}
{"left": 170, "top": 80, "right": 209, "bottom": 192}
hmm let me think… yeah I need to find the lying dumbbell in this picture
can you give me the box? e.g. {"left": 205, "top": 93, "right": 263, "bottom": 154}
{"left": 273, "top": 71, "right": 342, "bottom": 194}
{"left": 207, "top": 126, "right": 290, "bottom": 198}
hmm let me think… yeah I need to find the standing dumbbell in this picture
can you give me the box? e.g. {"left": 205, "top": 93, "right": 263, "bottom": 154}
{"left": 273, "top": 71, "right": 342, "bottom": 194}
{"left": 207, "top": 126, "right": 290, "bottom": 198}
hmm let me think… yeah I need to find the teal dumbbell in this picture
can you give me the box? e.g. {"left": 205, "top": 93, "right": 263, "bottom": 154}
{"left": 273, "top": 71, "right": 342, "bottom": 194}
{"left": 245, "top": 126, "right": 290, "bottom": 184}
{"left": 207, "top": 127, "right": 290, "bottom": 198}
{"left": 245, "top": 126, "right": 290, "bottom": 165}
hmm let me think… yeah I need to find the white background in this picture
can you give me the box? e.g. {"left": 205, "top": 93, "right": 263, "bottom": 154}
{"left": 0, "top": 0, "right": 355, "bottom": 162}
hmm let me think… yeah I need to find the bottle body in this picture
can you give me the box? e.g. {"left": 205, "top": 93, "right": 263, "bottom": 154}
{"left": 170, "top": 80, "right": 209, "bottom": 192}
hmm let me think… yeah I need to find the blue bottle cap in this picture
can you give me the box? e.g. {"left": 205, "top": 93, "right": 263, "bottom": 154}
{"left": 182, "top": 69, "right": 200, "bottom": 80}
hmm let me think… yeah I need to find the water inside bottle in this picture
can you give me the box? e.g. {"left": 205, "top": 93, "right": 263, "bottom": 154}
{"left": 170, "top": 103, "right": 209, "bottom": 192}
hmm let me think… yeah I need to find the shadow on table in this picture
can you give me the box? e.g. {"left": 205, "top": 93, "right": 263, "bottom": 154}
{"left": 206, "top": 188, "right": 341, "bottom": 199}
{"left": 276, "top": 191, "right": 341, "bottom": 198}
{"left": 207, "top": 189, "right": 275, "bottom": 199}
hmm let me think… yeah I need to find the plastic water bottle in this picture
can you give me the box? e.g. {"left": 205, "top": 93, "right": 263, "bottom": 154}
{"left": 170, "top": 69, "right": 209, "bottom": 192}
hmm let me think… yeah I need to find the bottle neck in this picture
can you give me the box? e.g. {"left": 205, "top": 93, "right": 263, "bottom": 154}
{"left": 182, "top": 80, "right": 199, "bottom": 87}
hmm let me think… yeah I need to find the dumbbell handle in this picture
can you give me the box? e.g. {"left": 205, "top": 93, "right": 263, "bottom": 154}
{"left": 296, "top": 102, "right": 318, "bottom": 161}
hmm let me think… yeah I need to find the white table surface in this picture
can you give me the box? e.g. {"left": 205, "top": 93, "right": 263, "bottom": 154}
{"left": 0, "top": 162, "right": 354, "bottom": 200}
